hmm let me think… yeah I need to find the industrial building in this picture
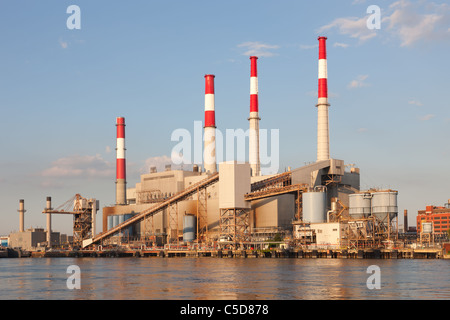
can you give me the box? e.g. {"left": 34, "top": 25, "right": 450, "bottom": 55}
{"left": 9, "top": 228, "right": 60, "bottom": 251}
{"left": 94, "top": 36, "right": 383, "bottom": 250}
{"left": 8, "top": 37, "right": 405, "bottom": 253}
{"left": 416, "top": 199, "right": 450, "bottom": 237}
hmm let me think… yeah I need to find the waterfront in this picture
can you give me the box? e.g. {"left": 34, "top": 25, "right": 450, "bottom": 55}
{"left": 0, "top": 258, "right": 449, "bottom": 300}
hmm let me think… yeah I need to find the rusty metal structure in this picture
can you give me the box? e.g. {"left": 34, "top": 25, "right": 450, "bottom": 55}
{"left": 43, "top": 194, "right": 98, "bottom": 248}
{"left": 89, "top": 173, "right": 219, "bottom": 248}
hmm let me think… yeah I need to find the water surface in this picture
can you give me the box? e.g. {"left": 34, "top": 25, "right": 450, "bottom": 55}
{"left": 0, "top": 258, "right": 448, "bottom": 300}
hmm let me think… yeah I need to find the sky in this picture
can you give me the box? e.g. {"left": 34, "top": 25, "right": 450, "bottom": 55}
{"left": 0, "top": 0, "right": 449, "bottom": 236}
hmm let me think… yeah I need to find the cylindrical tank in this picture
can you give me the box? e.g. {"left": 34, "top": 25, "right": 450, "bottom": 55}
{"left": 107, "top": 215, "right": 113, "bottom": 230}
{"left": 183, "top": 214, "right": 196, "bottom": 242}
{"left": 113, "top": 215, "right": 120, "bottom": 228}
{"left": 371, "top": 191, "right": 398, "bottom": 223}
{"left": 349, "top": 193, "right": 372, "bottom": 219}
{"left": 422, "top": 222, "right": 433, "bottom": 234}
{"left": 123, "top": 214, "right": 133, "bottom": 237}
{"left": 302, "top": 187, "right": 327, "bottom": 223}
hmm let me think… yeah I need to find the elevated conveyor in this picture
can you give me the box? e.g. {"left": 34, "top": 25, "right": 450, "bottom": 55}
{"left": 87, "top": 172, "right": 219, "bottom": 247}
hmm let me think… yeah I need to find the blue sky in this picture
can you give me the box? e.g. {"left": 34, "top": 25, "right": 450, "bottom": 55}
{"left": 0, "top": 0, "right": 449, "bottom": 235}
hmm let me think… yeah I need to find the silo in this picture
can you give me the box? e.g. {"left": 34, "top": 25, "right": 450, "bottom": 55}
{"left": 113, "top": 215, "right": 120, "bottom": 228}
{"left": 371, "top": 191, "right": 398, "bottom": 223}
{"left": 118, "top": 215, "right": 125, "bottom": 237}
{"left": 123, "top": 214, "right": 133, "bottom": 237}
{"left": 302, "top": 187, "right": 327, "bottom": 223}
{"left": 107, "top": 215, "right": 113, "bottom": 230}
{"left": 183, "top": 214, "right": 196, "bottom": 242}
{"left": 422, "top": 222, "right": 433, "bottom": 234}
{"left": 349, "top": 193, "right": 372, "bottom": 219}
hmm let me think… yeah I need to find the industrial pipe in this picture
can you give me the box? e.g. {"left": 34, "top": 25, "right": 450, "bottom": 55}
{"left": 203, "top": 74, "right": 217, "bottom": 174}
{"left": 116, "top": 117, "right": 127, "bottom": 205}
{"left": 316, "top": 36, "right": 330, "bottom": 162}
{"left": 249, "top": 56, "right": 261, "bottom": 177}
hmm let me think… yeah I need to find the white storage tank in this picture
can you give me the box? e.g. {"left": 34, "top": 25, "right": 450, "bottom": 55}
{"left": 349, "top": 193, "right": 372, "bottom": 219}
{"left": 113, "top": 215, "right": 120, "bottom": 228}
{"left": 183, "top": 214, "right": 196, "bottom": 242}
{"left": 107, "top": 216, "right": 113, "bottom": 230}
{"left": 422, "top": 222, "right": 433, "bottom": 234}
{"left": 302, "top": 187, "right": 327, "bottom": 223}
{"left": 371, "top": 190, "right": 398, "bottom": 223}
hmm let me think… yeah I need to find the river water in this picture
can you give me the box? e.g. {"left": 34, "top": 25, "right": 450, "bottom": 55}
{"left": 0, "top": 258, "right": 448, "bottom": 300}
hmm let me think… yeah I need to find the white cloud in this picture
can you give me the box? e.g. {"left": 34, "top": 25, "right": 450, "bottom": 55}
{"left": 384, "top": 0, "right": 450, "bottom": 47}
{"left": 419, "top": 114, "right": 435, "bottom": 121}
{"left": 59, "top": 39, "right": 68, "bottom": 49}
{"left": 333, "top": 42, "right": 350, "bottom": 48}
{"left": 142, "top": 155, "right": 191, "bottom": 174}
{"left": 408, "top": 100, "right": 423, "bottom": 106}
{"left": 348, "top": 75, "right": 370, "bottom": 89}
{"left": 105, "top": 146, "right": 112, "bottom": 153}
{"left": 237, "top": 41, "right": 280, "bottom": 57}
{"left": 41, "top": 154, "right": 114, "bottom": 178}
{"left": 318, "top": 0, "right": 450, "bottom": 47}
{"left": 318, "top": 16, "right": 377, "bottom": 43}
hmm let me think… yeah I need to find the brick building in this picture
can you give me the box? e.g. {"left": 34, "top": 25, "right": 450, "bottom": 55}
{"left": 416, "top": 200, "right": 450, "bottom": 234}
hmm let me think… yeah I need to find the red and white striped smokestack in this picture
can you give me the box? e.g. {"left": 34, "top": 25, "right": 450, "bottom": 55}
{"left": 203, "top": 74, "right": 217, "bottom": 173}
{"left": 316, "top": 36, "right": 330, "bottom": 162}
{"left": 249, "top": 56, "right": 261, "bottom": 177}
{"left": 116, "top": 117, "right": 127, "bottom": 205}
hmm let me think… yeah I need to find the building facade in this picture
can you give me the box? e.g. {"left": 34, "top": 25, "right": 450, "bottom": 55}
{"left": 416, "top": 201, "right": 450, "bottom": 234}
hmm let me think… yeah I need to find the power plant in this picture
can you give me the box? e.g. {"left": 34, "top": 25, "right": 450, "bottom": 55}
{"left": 3, "top": 36, "right": 449, "bottom": 259}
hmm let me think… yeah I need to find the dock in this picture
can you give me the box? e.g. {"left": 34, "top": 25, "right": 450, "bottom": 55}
{"left": 14, "top": 247, "right": 446, "bottom": 259}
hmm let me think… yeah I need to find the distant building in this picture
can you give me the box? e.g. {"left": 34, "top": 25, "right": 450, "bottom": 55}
{"left": 0, "top": 236, "right": 8, "bottom": 247}
{"left": 9, "top": 228, "right": 60, "bottom": 251}
{"left": 416, "top": 200, "right": 450, "bottom": 234}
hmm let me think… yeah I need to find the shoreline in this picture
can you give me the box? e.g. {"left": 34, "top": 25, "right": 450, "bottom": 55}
{"left": 3, "top": 247, "right": 447, "bottom": 259}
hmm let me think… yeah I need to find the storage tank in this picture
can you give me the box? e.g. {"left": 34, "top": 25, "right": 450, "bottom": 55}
{"left": 123, "top": 214, "right": 133, "bottom": 237}
{"left": 302, "top": 187, "right": 327, "bottom": 223}
{"left": 107, "top": 215, "right": 113, "bottom": 230}
{"left": 422, "top": 222, "right": 433, "bottom": 234}
{"left": 371, "top": 191, "right": 398, "bottom": 223}
{"left": 113, "top": 215, "right": 119, "bottom": 228}
{"left": 349, "top": 193, "right": 372, "bottom": 219}
{"left": 183, "top": 214, "right": 196, "bottom": 242}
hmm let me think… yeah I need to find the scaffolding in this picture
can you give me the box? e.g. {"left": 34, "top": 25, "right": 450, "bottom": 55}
{"left": 341, "top": 214, "right": 398, "bottom": 249}
{"left": 90, "top": 173, "right": 219, "bottom": 248}
{"left": 219, "top": 208, "right": 251, "bottom": 249}
{"left": 43, "top": 194, "right": 98, "bottom": 248}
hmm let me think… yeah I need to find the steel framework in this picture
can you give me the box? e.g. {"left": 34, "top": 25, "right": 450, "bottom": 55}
{"left": 90, "top": 173, "right": 219, "bottom": 248}
{"left": 43, "top": 194, "right": 97, "bottom": 248}
{"left": 196, "top": 186, "right": 208, "bottom": 243}
{"left": 219, "top": 208, "right": 251, "bottom": 248}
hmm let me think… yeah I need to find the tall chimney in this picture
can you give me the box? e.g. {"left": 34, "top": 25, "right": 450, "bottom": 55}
{"left": 249, "top": 56, "right": 261, "bottom": 177}
{"left": 404, "top": 209, "right": 408, "bottom": 232}
{"left": 18, "top": 199, "right": 25, "bottom": 232}
{"left": 116, "top": 117, "right": 127, "bottom": 205}
{"left": 317, "top": 36, "right": 330, "bottom": 162}
{"left": 46, "top": 197, "right": 52, "bottom": 246}
{"left": 203, "top": 74, "right": 217, "bottom": 174}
